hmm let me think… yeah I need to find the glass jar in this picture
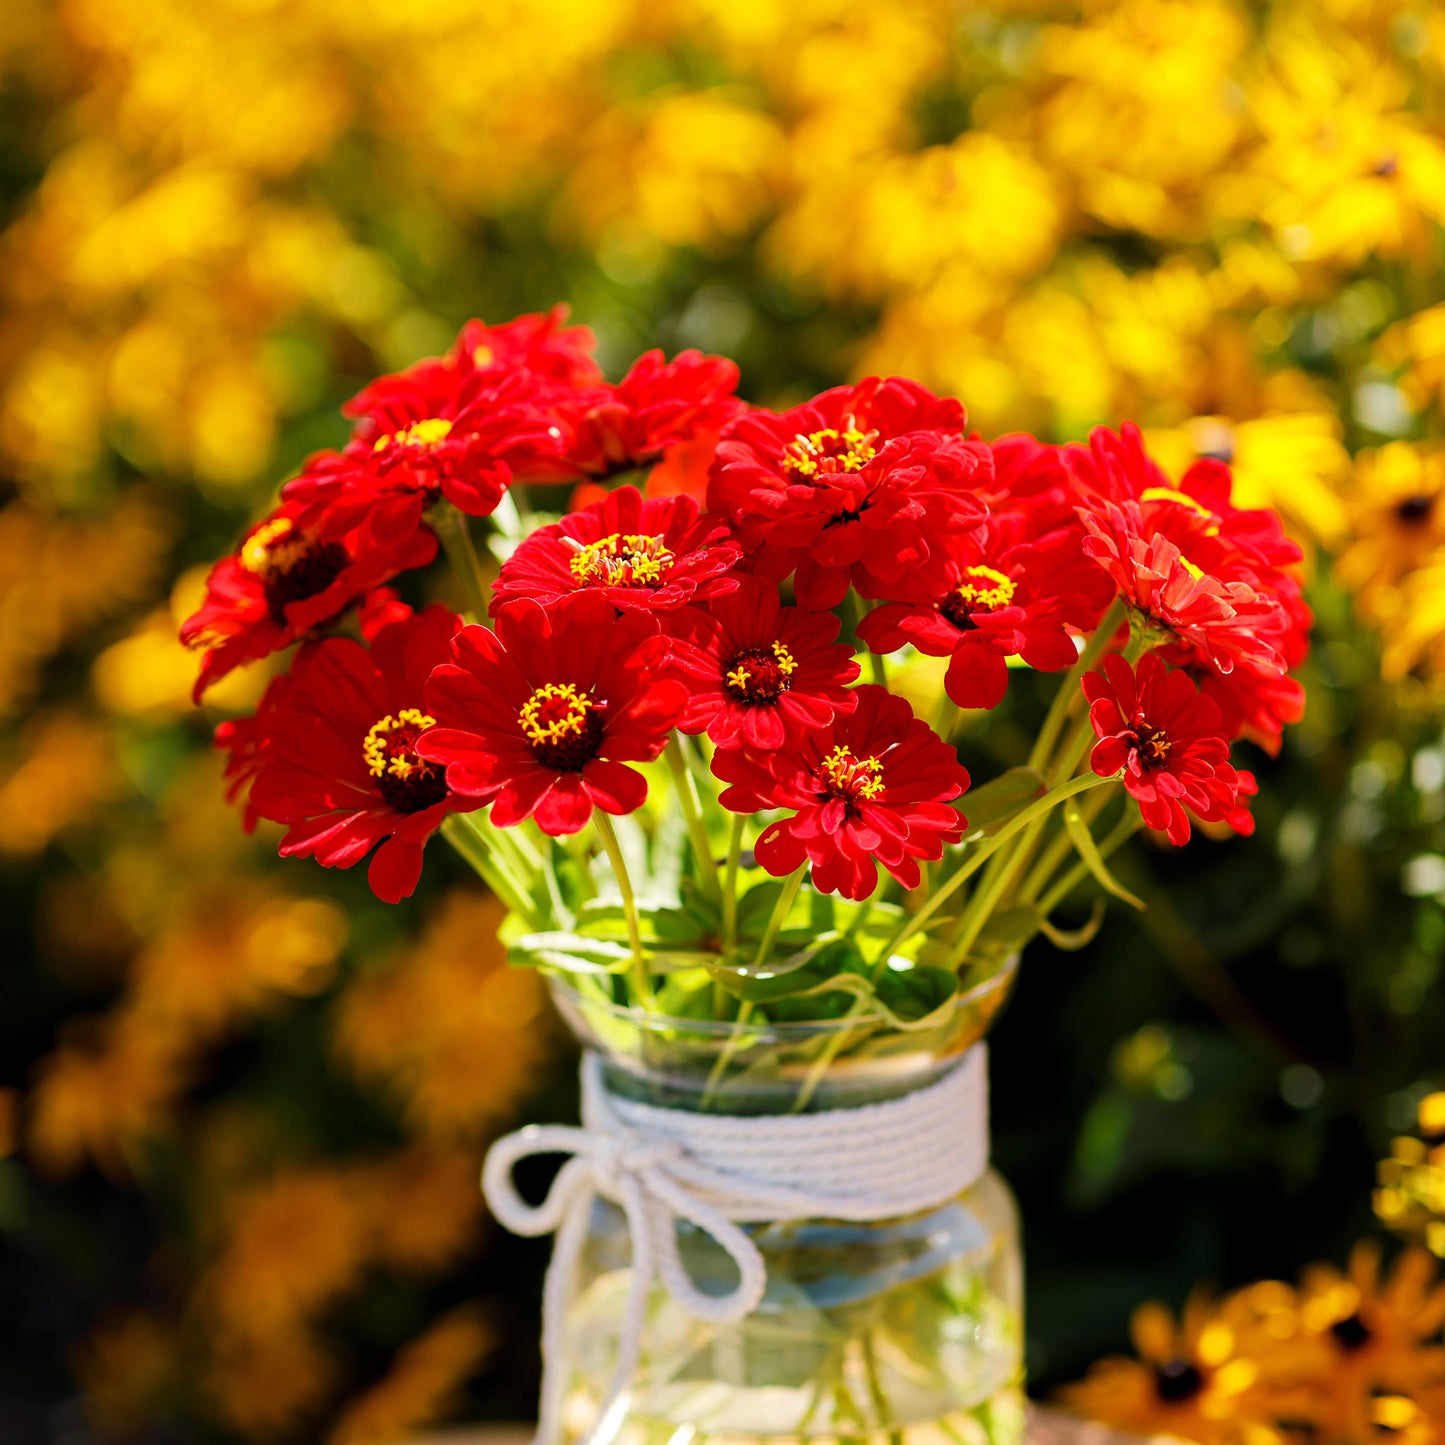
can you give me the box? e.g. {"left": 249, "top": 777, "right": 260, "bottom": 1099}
{"left": 546, "top": 959, "right": 1024, "bottom": 1445}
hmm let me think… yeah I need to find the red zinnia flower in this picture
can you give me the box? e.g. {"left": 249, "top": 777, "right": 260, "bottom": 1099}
{"left": 180, "top": 500, "right": 436, "bottom": 700}
{"left": 671, "top": 577, "right": 861, "bottom": 749}
{"left": 222, "top": 606, "right": 479, "bottom": 903}
{"left": 1079, "top": 498, "right": 1291, "bottom": 678}
{"left": 708, "top": 376, "right": 991, "bottom": 609}
{"left": 490, "top": 484, "right": 741, "bottom": 615}
{"left": 1067, "top": 424, "right": 1302, "bottom": 582}
{"left": 857, "top": 513, "right": 1113, "bottom": 711}
{"left": 565, "top": 349, "right": 743, "bottom": 480}
{"left": 1083, "top": 653, "right": 1257, "bottom": 847}
{"left": 419, "top": 592, "right": 688, "bottom": 835}
{"left": 711, "top": 684, "right": 969, "bottom": 900}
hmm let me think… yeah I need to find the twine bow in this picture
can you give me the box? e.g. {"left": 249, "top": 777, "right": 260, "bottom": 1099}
{"left": 483, "top": 1046, "right": 989, "bottom": 1445}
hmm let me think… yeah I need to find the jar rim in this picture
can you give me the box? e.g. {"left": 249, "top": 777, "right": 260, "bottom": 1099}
{"left": 547, "top": 952, "right": 1020, "bottom": 1040}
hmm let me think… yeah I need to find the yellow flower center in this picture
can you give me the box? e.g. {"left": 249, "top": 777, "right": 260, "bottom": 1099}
{"left": 361, "top": 709, "right": 447, "bottom": 813}
{"left": 374, "top": 417, "right": 454, "bottom": 453}
{"left": 781, "top": 425, "right": 879, "bottom": 481}
{"left": 568, "top": 532, "right": 675, "bottom": 589}
{"left": 819, "top": 745, "right": 885, "bottom": 803}
{"left": 724, "top": 641, "right": 797, "bottom": 704}
{"left": 940, "top": 565, "right": 1016, "bottom": 629}
{"left": 518, "top": 683, "right": 604, "bottom": 770}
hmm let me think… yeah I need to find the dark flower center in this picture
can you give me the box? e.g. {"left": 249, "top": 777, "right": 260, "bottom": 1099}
{"left": 519, "top": 683, "right": 605, "bottom": 770}
{"left": 568, "top": 532, "right": 675, "bottom": 589}
{"left": 1395, "top": 494, "right": 1434, "bottom": 525}
{"left": 1153, "top": 1359, "right": 1205, "bottom": 1403}
{"left": 939, "top": 565, "right": 1017, "bottom": 630}
{"left": 1330, "top": 1312, "right": 1373, "bottom": 1352}
{"left": 363, "top": 709, "right": 449, "bottom": 813}
{"left": 781, "top": 424, "right": 878, "bottom": 482}
{"left": 723, "top": 642, "right": 797, "bottom": 705}
{"left": 241, "top": 517, "right": 349, "bottom": 626}
{"left": 1129, "top": 715, "right": 1173, "bottom": 769}
{"left": 818, "top": 745, "right": 885, "bottom": 807}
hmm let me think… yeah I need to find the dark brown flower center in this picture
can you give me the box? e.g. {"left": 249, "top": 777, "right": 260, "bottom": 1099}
{"left": 1126, "top": 714, "right": 1173, "bottom": 769}
{"left": 1330, "top": 1312, "right": 1373, "bottom": 1352}
{"left": 1153, "top": 1359, "right": 1205, "bottom": 1403}
{"left": 241, "top": 517, "right": 349, "bottom": 626}
{"left": 519, "top": 683, "right": 605, "bottom": 770}
{"left": 781, "top": 424, "right": 879, "bottom": 482}
{"left": 938, "top": 565, "right": 1016, "bottom": 630}
{"left": 1395, "top": 494, "right": 1434, "bottom": 525}
{"left": 818, "top": 745, "right": 885, "bottom": 807}
{"left": 363, "top": 709, "right": 449, "bottom": 813}
{"left": 723, "top": 642, "right": 797, "bottom": 705}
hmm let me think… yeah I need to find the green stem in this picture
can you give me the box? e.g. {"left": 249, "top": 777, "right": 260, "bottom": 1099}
{"left": 1027, "top": 596, "right": 1126, "bottom": 774}
{"left": 440, "top": 813, "right": 535, "bottom": 921}
{"left": 722, "top": 812, "right": 745, "bottom": 955}
{"left": 752, "top": 866, "right": 806, "bottom": 971}
{"left": 593, "top": 812, "right": 653, "bottom": 1009}
{"left": 432, "top": 504, "right": 491, "bottom": 620}
{"left": 878, "top": 772, "right": 1113, "bottom": 960}
{"left": 666, "top": 735, "right": 721, "bottom": 903}
{"left": 1035, "top": 810, "right": 1142, "bottom": 916}
{"left": 1018, "top": 783, "right": 1117, "bottom": 905}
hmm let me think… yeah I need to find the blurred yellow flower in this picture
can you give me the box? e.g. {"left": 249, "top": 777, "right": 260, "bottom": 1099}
{"left": 1034, "top": 0, "right": 1249, "bottom": 238}
{"left": 1237, "top": 28, "right": 1445, "bottom": 266}
{"left": 564, "top": 90, "right": 785, "bottom": 257}
{"left": 1147, "top": 409, "right": 1350, "bottom": 547}
{"left": 74, "top": 1311, "right": 178, "bottom": 1437}
{"left": 327, "top": 1306, "right": 494, "bottom": 1445}
{"left": 1058, "top": 1290, "right": 1301, "bottom": 1445}
{"left": 27, "top": 1013, "right": 187, "bottom": 1178}
{"left": 1336, "top": 442, "right": 1445, "bottom": 607}
{"left": 0, "top": 710, "right": 120, "bottom": 856}
{"left": 334, "top": 890, "right": 548, "bottom": 1141}
{"left": 1291, "top": 1243, "right": 1445, "bottom": 1441}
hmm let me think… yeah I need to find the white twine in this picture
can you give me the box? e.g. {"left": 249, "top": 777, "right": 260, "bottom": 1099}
{"left": 482, "top": 1044, "right": 989, "bottom": 1445}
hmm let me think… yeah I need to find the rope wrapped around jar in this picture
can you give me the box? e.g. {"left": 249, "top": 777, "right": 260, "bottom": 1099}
{"left": 483, "top": 1044, "right": 991, "bottom": 1445}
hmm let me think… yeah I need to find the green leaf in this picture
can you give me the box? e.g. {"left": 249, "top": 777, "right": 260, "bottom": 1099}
{"left": 873, "top": 965, "right": 960, "bottom": 1023}
{"left": 1064, "top": 804, "right": 1145, "bottom": 910}
{"left": 709, "top": 934, "right": 863, "bottom": 1002}
{"left": 735, "top": 879, "right": 786, "bottom": 938}
{"left": 509, "top": 932, "right": 632, "bottom": 973}
{"left": 575, "top": 901, "right": 704, "bottom": 945}
{"left": 1038, "top": 898, "right": 1108, "bottom": 950}
{"left": 961, "top": 767, "right": 1046, "bottom": 836}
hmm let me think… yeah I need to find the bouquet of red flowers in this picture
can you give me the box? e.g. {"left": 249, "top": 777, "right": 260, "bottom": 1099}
{"left": 183, "top": 307, "right": 1305, "bottom": 1029}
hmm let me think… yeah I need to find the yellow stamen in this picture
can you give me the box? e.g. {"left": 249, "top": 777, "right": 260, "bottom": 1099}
{"left": 241, "top": 516, "right": 308, "bottom": 577}
{"left": 374, "top": 417, "right": 454, "bottom": 452}
{"left": 472, "top": 345, "right": 495, "bottom": 369}
{"left": 518, "top": 683, "right": 594, "bottom": 746}
{"left": 781, "top": 425, "right": 879, "bottom": 479}
{"left": 820, "top": 745, "right": 885, "bottom": 801}
{"left": 771, "top": 640, "right": 797, "bottom": 676}
{"left": 568, "top": 532, "right": 675, "bottom": 587}
{"left": 955, "top": 565, "right": 1016, "bottom": 612}
{"left": 1178, "top": 555, "right": 1205, "bottom": 581}
{"left": 726, "top": 663, "right": 751, "bottom": 690}
{"left": 363, "top": 708, "right": 438, "bottom": 778}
